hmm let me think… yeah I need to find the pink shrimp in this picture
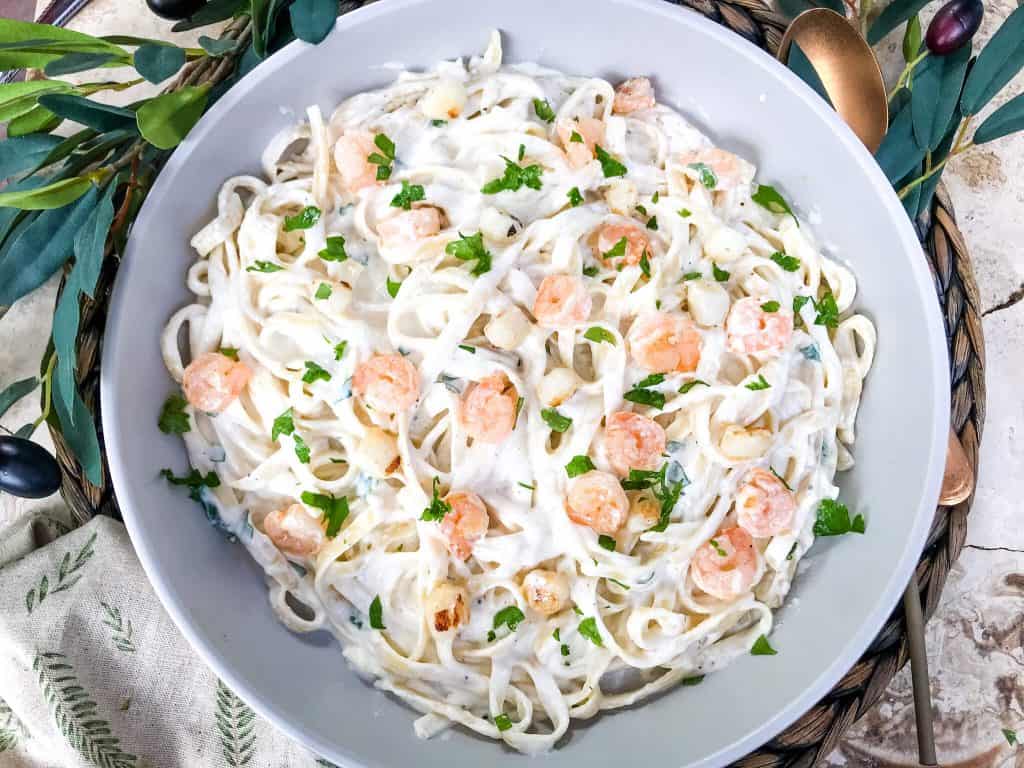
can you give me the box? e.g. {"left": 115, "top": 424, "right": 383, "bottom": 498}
{"left": 556, "top": 117, "right": 605, "bottom": 169}
{"left": 352, "top": 354, "right": 420, "bottom": 413}
{"left": 566, "top": 470, "right": 629, "bottom": 535}
{"left": 735, "top": 468, "right": 796, "bottom": 538}
{"left": 533, "top": 275, "right": 592, "bottom": 327}
{"left": 613, "top": 77, "right": 656, "bottom": 114}
{"left": 595, "top": 221, "right": 651, "bottom": 268}
{"left": 725, "top": 297, "right": 794, "bottom": 356}
{"left": 182, "top": 352, "right": 252, "bottom": 414}
{"left": 441, "top": 490, "right": 489, "bottom": 561}
{"left": 522, "top": 569, "right": 570, "bottom": 616}
{"left": 333, "top": 130, "right": 381, "bottom": 194}
{"left": 460, "top": 372, "right": 519, "bottom": 444}
{"left": 604, "top": 411, "right": 667, "bottom": 477}
{"left": 377, "top": 206, "right": 443, "bottom": 245}
{"left": 690, "top": 526, "right": 759, "bottom": 600}
{"left": 627, "top": 312, "right": 702, "bottom": 373}
{"left": 677, "top": 147, "right": 754, "bottom": 191}
{"left": 263, "top": 503, "right": 325, "bottom": 557}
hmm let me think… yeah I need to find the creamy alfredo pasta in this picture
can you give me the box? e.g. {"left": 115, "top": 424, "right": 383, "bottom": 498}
{"left": 160, "top": 32, "right": 876, "bottom": 753}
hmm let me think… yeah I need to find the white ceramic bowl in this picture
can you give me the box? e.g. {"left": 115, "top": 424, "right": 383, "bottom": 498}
{"left": 102, "top": 1, "right": 949, "bottom": 765}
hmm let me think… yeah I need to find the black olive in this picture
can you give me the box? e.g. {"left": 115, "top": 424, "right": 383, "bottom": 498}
{"left": 145, "top": 0, "right": 207, "bottom": 21}
{"left": 0, "top": 436, "right": 62, "bottom": 499}
{"left": 926, "top": 0, "right": 984, "bottom": 55}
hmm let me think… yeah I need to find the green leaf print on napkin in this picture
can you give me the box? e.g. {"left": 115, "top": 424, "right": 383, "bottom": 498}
{"left": 216, "top": 680, "right": 257, "bottom": 767}
{"left": 25, "top": 531, "right": 96, "bottom": 614}
{"left": 100, "top": 602, "right": 136, "bottom": 653}
{"left": 0, "top": 696, "right": 28, "bottom": 753}
{"left": 33, "top": 651, "right": 138, "bottom": 767}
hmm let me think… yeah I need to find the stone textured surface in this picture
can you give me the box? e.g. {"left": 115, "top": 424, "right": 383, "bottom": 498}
{"left": 2, "top": 0, "right": 1022, "bottom": 764}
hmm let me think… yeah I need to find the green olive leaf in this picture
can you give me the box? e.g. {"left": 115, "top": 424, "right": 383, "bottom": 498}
{"left": 0, "top": 134, "right": 63, "bottom": 182}
{"left": 0, "top": 79, "right": 74, "bottom": 122}
{"left": 961, "top": 5, "right": 1024, "bottom": 116}
{"left": 898, "top": 158, "right": 924, "bottom": 219}
{"left": 973, "top": 91, "right": 1024, "bottom": 144}
{"left": 289, "top": 0, "right": 337, "bottom": 44}
{"left": 42, "top": 52, "right": 116, "bottom": 76}
{"left": 786, "top": 41, "right": 834, "bottom": 108}
{"left": 0, "top": 377, "right": 38, "bottom": 420}
{"left": 910, "top": 44, "right": 970, "bottom": 150}
{"left": 136, "top": 85, "right": 210, "bottom": 149}
{"left": 867, "top": 0, "right": 932, "bottom": 46}
{"left": 0, "top": 176, "right": 93, "bottom": 211}
{"left": 902, "top": 14, "right": 922, "bottom": 62}
{"left": 775, "top": 0, "right": 844, "bottom": 20}
{"left": 171, "top": 0, "right": 248, "bottom": 32}
{"left": 38, "top": 93, "right": 137, "bottom": 133}
{"left": 0, "top": 19, "right": 126, "bottom": 69}
{"left": 197, "top": 35, "right": 240, "bottom": 56}
{"left": 915, "top": 112, "right": 960, "bottom": 218}
{"left": 6, "top": 104, "right": 61, "bottom": 137}
{"left": 133, "top": 43, "right": 186, "bottom": 84}
{"left": 875, "top": 101, "right": 926, "bottom": 183}
{"left": 50, "top": 363, "right": 102, "bottom": 485}
{"left": 250, "top": 0, "right": 274, "bottom": 58}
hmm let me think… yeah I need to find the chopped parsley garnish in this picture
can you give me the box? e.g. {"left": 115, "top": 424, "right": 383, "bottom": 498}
{"left": 608, "top": 577, "right": 630, "bottom": 590}
{"left": 518, "top": 143, "right": 526, "bottom": 161}
{"left": 158, "top": 394, "right": 190, "bottom": 435}
{"left": 594, "top": 144, "right": 627, "bottom": 178}
{"left": 369, "top": 595, "right": 385, "bottom": 629}
{"left": 651, "top": 191, "right": 660, "bottom": 203}
{"left": 813, "top": 498, "right": 865, "bottom": 536}
{"left": 688, "top": 162, "right": 717, "bottom": 189}
{"left": 597, "top": 534, "right": 616, "bottom": 551}
{"left": 219, "top": 347, "right": 239, "bottom": 360}
{"left": 577, "top": 617, "right": 603, "bottom": 647}
{"left": 760, "top": 300, "right": 780, "bottom": 313}
{"left": 709, "top": 538, "right": 727, "bottom": 557}
{"left": 679, "top": 379, "right": 708, "bottom": 394}
{"left": 582, "top": 264, "right": 599, "bottom": 277}
{"left": 793, "top": 295, "right": 812, "bottom": 314}
{"left": 623, "top": 387, "right": 665, "bottom": 409}
{"left": 247, "top": 260, "right": 283, "bottom": 273}
{"left": 494, "top": 714, "right": 513, "bottom": 732}
{"left": 752, "top": 184, "right": 797, "bottom": 223}
{"left": 517, "top": 481, "right": 535, "bottom": 491}
{"left": 420, "top": 477, "right": 451, "bottom": 522}
{"left": 160, "top": 468, "right": 220, "bottom": 499}
{"left": 271, "top": 408, "right": 295, "bottom": 441}
{"left": 711, "top": 263, "right": 730, "bottom": 282}
{"left": 315, "top": 283, "right": 332, "bottom": 300}
{"left": 301, "top": 490, "right": 349, "bottom": 537}
{"left": 319, "top": 235, "right": 348, "bottom": 262}
{"left": 553, "top": 629, "right": 560, "bottom": 641}
{"left": 569, "top": 130, "right": 583, "bottom": 143}
{"left": 301, "top": 361, "right": 331, "bottom": 384}
{"left": 681, "top": 675, "right": 705, "bottom": 686}
{"left": 636, "top": 373, "right": 666, "bottom": 388}
{"left": 493, "top": 605, "right": 526, "bottom": 634}
{"left": 814, "top": 291, "right": 840, "bottom": 328}
{"left": 567, "top": 186, "right": 583, "bottom": 207}
{"left": 333, "top": 340, "right": 347, "bottom": 361}
{"left": 541, "top": 408, "right": 572, "bottom": 432}
{"left": 533, "top": 98, "right": 556, "bottom": 123}
{"left": 646, "top": 216, "right": 658, "bottom": 231}
{"left": 293, "top": 433, "right": 310, "bottom": 464}
{"left": 367, "top": 133, "right": 395, "bottom": 181}
{"left": 745, "top": 374, "right": 770, "bottom": 391}
{"left": 620, "top": 462, "right": 686, "bottom": 531}
{"left": 1003, "top": 729, "right": 1018, "bottom": 747}
{"left": 386, "top": 276, "right": 402, "bottom": 298}
{"left": 481, "top": 156, "right": 544, "bottom": 194}
{"left": 560, "top": 643, "right": 571, "bottom": 656}
{"left": 602, "top": 236, "right": 628, "bottom": 262}
{"left": 445, "top": 232, "right": 492, "bottom": 276}
{"left": 786, "top": 542, "right": 798, "bottom": 560}
{"left": 583, "top": 326, "right": 615, "bottom": 345}
{"left": 770, "top": 466, "right": 792, "bottom": 490}
{"left": 635, "top": 204, "right": 647, "bottom": 216}
{"left": 678, "top": 208, "right": 692, "bottom": 218}
{"left": 565, "top": 455, "right": 596, "bottom": 478}
{"left": 770, "top": 251, "right": 801, "bottom": 271}
{"left": 751, "top": 634, "right": 777, "bottom": 656}
{"left": 458, "top": 344, "right": 476, "bottom": 354}
{"left": 283, "top": 206, "right": 320, "bottom": 231}
{"left": 390, "top": 180, "right": 425, "bottom": 210}
{"left": 572, "top": 605, "right": 583, "bottom": 616}
{"left": 639, "top": 250, "right": 651, "bottom": 278}
{"left": 513, "top": 396, "right": 524, "bottom": 428}
{"left": 430, "top": 119, "right": 447, "bottom": 127}
{"left": 682, "top": 271, "right": 702, "bottom": 281}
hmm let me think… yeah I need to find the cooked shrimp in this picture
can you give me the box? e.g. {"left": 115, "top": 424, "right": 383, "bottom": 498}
{"left": 690, "top": 526, "right": 759, "bottom": 599}
{"left": 596, "top": 221, "right": 651, "bottom": 267}
{"left": 735, "top": 468, "right": 796, "bottom": 538}
{"left": 627, "top": 312, "right": 702, "bottom": 373}
{"left": 556, "top": 117, "right": 605, "bottom": 169}
{"left": 378, "top": 206, "right": 443, "bottom": 245}
{"left": 533, "top": 274, "right": 592, "bottom": 327}
{"left": 425, "top": 582, "right": 470, "bottom": 632}
{"left": 604, "top": 411, "right": 667, "bottom": 477}
{"left": 725, "top": 297, "right": 794, "bottom": 356}
{"left": 182, "top": 352, "right": 251, "bottom": 414}
{"left": 522, "top": 570, "right": 570, "bottom": 616}
{"left": 566, "top": 470, "right": 629, "bottom": 535}
{"left": 352, "top": 354, "right": 420, "bottom": 413}
{"left": 441, "top": 491, "right": 489, "bottom": 561}
{"left": 460, "top": 372, "right": 519, "bottom": 443}
{"left": 677, "top": 147, "right": 753, "bottom": 191}
{"left": 333, "top": 130, "right": 380, "bottom": 194}
{"left": 613, "top": 77, "right": 656, "bottom": 114}
{"left": 263, "top": 503, "right": 324, "bottom": 557}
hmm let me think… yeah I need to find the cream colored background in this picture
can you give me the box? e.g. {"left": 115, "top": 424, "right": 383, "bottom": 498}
{"left": 1, "top": 0, "right": 1022, "bottom": 763}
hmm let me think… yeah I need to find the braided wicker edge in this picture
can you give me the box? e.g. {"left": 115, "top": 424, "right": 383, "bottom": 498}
{"left": 46, "top": 2, "right": 985, "bottom": 766}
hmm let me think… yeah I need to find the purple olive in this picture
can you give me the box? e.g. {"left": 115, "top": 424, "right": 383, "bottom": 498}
{"left": 926, "top": 0, "right": 984, "bottom": 55}
{"left": 0, "top": 436, "right": 61, "bottom": 499}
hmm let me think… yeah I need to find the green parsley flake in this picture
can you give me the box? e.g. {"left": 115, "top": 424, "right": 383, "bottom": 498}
{"left": 319, "top": 235, "right": 348, "bottom": 262}
{"left": 1003, "top": 729, "right": 1018, "bottom": 747}
{"left": 745, "top": 374, "right": 770, "bottom": 391}
{"left": 271, "top": 407, "right": 295, "bottom": 441}
{"left": 302, "top": 490, "right": 350, "bottom": 537}
{"left": 386, "top": 276, "right": 402, "bottom": 298}
{"left": 752, "top": 184, "right": 798, "bottom": 224}
{"left": 639, "top": 250, "right": 651, "bottom": 278}
{"left": 333, "top": 340, "right": 347, "bottom": 361}
{"left": 709, "top": 538, "right": 727, "bottom": 557}
{"left": 541, "top": 408, "right": 572, "bottom": 432}
{"left": 813, "top": 498, "right": 865, "bottom": 536}
{"left": 565, "top": 455, "right": 596, "bottom": 478}
{"left": 518, "top": 143, "right": 526, "bottom": 161}
{"left": 688, "top": 162, "right": 717, "bottom": 189}
{"left": 760, "top": 300, "right": 780, "bottom": 313}
{"left": 390, "top": 180, "right": 425, "bottom": 210}
{"left": 247, "top": 260, "right": 283, "bottom": 273}
{"left": 315, "top": 283, "right": 332, "bottom": 300}
{"left": 533, "top": 98, "right": 556, "bottom": 123}
{"left": 583, "top": 326, "right": 616, "bottom": 345}
{"left": 712, "top": 263, "right": 730, "bottom": 282}
{"left": 567, "top": 186, "right": 583, "bottom": 207}
{"left": 770, "top": 251, "right": 800, "bottom": 271}
{"left": 814, "top": 291, "right": 840, "bottom": 328}
{"left": 493, "top": 605, "right": 526, "bottom": 633}
{"left": 420, "top": 477, "right": 452, "bottom": 522}
{"left": 624, "top": 387, "right": 665, "bottom": 409}
{"left": 602, "top": 236, "right": 628, "bottom": 262}
{"left": 770, "top": 466, "right": 793, "bottom": 490}
{"left": 678, "top": 379, "right": 708, "bottom": 394}
{"left": 597, "top": 534, "right": 616, "bottom": 551}
{"left": 651, "top": 191, "right": 660, "bottom": 203}
{"left": 445, "top": 232, "right": 492, "bottom": 276}
{"left": 620, "top": 462, "right": 686, "bottom": 532}
{"left": 481, "top": 156, "right": 544, "bottom": 194}
{"left": 582, "top": 264, "right": 599, "bottom": 277}
{"left": 458, "top": 344, "right": 476, "bottom": 354}
{"left": 494, "top": 714, "right": 513, "bottom": 732}
{"left": 594, "top": 144, "right": 627, "bottom": 178}
{"left": 578, "top": 617, "right": 603, "bottom": 647}
{"left": 682, "top": 271, "right": 702, "bottom": 281}
{"left": 560, "top": 643, "right": 570, "bottom": 656}
{"left": 301, "top": 361, "right": 331, "bottom": 384}
{"left": 518, "top": 481, "right": 535, "bottom": 491}
{"left": 553, "top": 629, "right": 560, "bottom": 641}
{"left": 635, "top": 204, "right": 648, "bottom": 216}
{"left": 678, "top": 208, "right": 692, "bottom": 218}
{"left": 367, "top": 133, "right": 395, "bottom": 181}
{"left": 158, "top": 394, "right": 190, "bottom": 435}
{"left": 369, "top": 595, "right": 385, "bottom": 629}
{"left": 283, "top": 206, "right": 320, "bottom": 231}
{"left": 569, "top": 130, "right": 583, "bottom": 143}
{"left": 293, "top": 433, "right": 310, "bottom": 464}
{"left": 635, "top": 373, "right": 664, "bottom": 388}
{"left": 219, "top": 347, "right": 239, "bottom": 360}
{"left": 160, "top": 469, "right": 220, "bottom": 501}
{"left": 646, "top": 216, "right": 658, "bottom": 231}
{"left": 430, "top": 119, "right": 447, "bottom": 127}
{"left": 786, "top": 542, "right": 798, "bottom": 561}
{"left": 793, "top": 295, "right": 812, "bottom": 315}
{"left": 751, "top": 634, "right": 777, "bottom": 656}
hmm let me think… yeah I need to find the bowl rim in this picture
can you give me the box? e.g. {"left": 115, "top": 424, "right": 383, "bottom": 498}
{"left": 101, "top": 0, "right": 950, "bottom": 765}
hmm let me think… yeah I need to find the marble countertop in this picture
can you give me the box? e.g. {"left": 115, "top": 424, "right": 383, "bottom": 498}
{"left": 2, "top": 0, "right": 1022, "bottom": 764}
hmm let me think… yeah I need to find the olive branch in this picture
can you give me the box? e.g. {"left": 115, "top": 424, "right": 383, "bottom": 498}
{"left": 215, "top": 679, "right": 257, "bottom": 767}
{"left": 0, "top": 696, "right": 28, "bottom": 754}
{"left": 32, "top": 651, "right": 138, "bottom": 768}
{"left": 100, "top": 601, "right": 137, "bottom": 653}
{"left": 24, "top": 530, "right": 96, "bottom": 614}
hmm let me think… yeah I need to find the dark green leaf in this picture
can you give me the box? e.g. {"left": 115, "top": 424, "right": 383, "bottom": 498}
{"left": 249, "top": 0, "right": 274, "bottom": 58}
{"left": 565, "top": 455, "right": 595, "bottom": 478}
{"left": 271, "top": 408, "right": 295, "bottom": 441}
{"left": 420, "top": 477, "right": 451, "bottom": 522}
{"left": 770, "top": 251, "right": 801, "bottom": 271}
{"left": 283, "top": 205, "right": 320, "bottom": 231}
{"left": 43, "top": 52, "right": 115, "bottom": 76}
{"left": 0, "top": 135, "right": 62, "bottom": 182}
{"left": 301, "top": 360, "right": 331, "bottom": 384}
{"left": 623, "top": 387, "right": 665, "bottom": 408}
{"left": 0, "top": 19, "right": 125, "bottom": 69}
{"left": 900, "top": 159, "right": 924, "bottom": 219}
{"left": 445, "top": 231, "right": 491, "bottom": 275}
{"left": 493, "top": 605, "right": 525, "bottom": 632}
{"left": 533, "top": 98, "right": 556, "bottom": 122}
{"left": 813, "top": 498, "right": 866, "bottom": 536}
{"left": 171, "top": 0, "right": 248, "bottom": 32}
{"left": 318, "top": 235, "right": 347, "bottom": 262}
{"left": 289, "top": 0, "right": 336, "bottom": 44}
{"left": 247, "top": 260, "right": 283, "bottom": 273}
{"left": 52, "top": 367, "right": 102, "bottom": 485}
{"left": 481, "top": 157, "right": 543, "bottom": 193}
{"left": 0, "top": 377, "right": 38, "bottom": 419}
{"left": 1004, "top": 729, "right": 1018, "bottom": 747}
{"left": 867, "top": 0, "right": 932, "bottom": 45}
{"left": 687, "top": 162, "right": 717, "bottom": 189}
{"left": 974, "top": 92, "right": 1024, "bottom": 144}
{"left": 636, "top": 373, "right": 665, "bottom": 388}
{"left": 776, "top": 0, "right": 844, "bottom": 20}
{"left": 752, "top": 184, "right": 798, "bottom": 222}
{"left": 578, "top": 617, "right": 603, "bottom": 646}
{"left": 133, "top": 43, "right": 186, "bottom": 84}
{"left": 301, "top": 490, "right": 349, "bottom": 537}
{"left": 386, "top": 276, "right": 401, "bottom": 298}
{"left": 961, "top": 5, "right": 1024, "bottom": 116}
{"left": 158, "top": 394, "right": 191, "bottom": 434}
{"left": 541, "top": 408, "right": 572, "bottom": 432}
{"left": 38, "top": 93, "right": 136, "bottom": 133}
{"left": 0, "top": 176, "right": 92, "bottom": 210}
{"left": 594, "top": 144, "right": 627, "bottom": 177}
{"left": 813, "top": 290, "right": 840, "bottom": 328}
{"left": 911, "top": 45, "right": 969, "bottom": 150}
{"left": 678, "top": 379, "right": 707, "bottom": 394}
{"left": 136, "top": 85, "right": 210, "bottom": 150}
{"left": 494, "top": 714, "right": 513, "bottom": 731}
{"left": 903, "top": 14, "right": 922, "bottom": 62}
{"left": 712, "top": 263, "right": 730, "bottom": 282}
{"left": 6, "top": 104, "right": 61, "bottom": 137}
{"left": 760, "top": 301, "right": 780, "bottom": 312}
{"left": 745, "top": 374, "right": 771, "bottom": 391}
{"left": 293, "top": 433, "right": 310, "bottom": 463}
{"left": 390, "top": 180, "right": 425, "bottom": 209}
{"left": 875, "top": 101, "right": 926, "bottom": 183}
{"left": 597, "top": 534, "right": 616, "bottom": 551}
{"left": 197, "top": 35, "right": 240, "bottom": 56}
{"left": 583, "top": 326, "right": 615, "bottom": 345}
{"left": 787, "top": 41, "right": 834, "bottom": 107}
{"left": 681, "top": 674, "right": 705, "bottom": 686}
{"left": 0, "top": 79, "right": 73, "bottom": 122}
{"left": 369, "top": 595, "right": 385, "bottom": 629}
{"left": 751, "top": 634, "right": 777, "bottom": 655}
